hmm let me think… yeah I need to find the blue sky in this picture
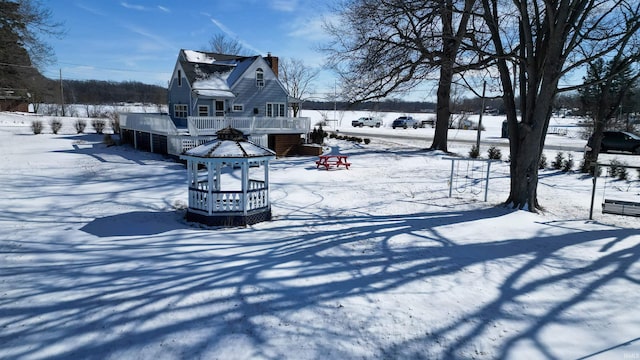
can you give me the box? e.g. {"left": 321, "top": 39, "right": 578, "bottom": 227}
{"left": 43, "top": 0, "right": 338, "bottom": 98}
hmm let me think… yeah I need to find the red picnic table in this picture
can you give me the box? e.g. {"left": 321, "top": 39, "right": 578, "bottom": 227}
{"left": 315, "top": 155, "right": 351, "bottom": 170}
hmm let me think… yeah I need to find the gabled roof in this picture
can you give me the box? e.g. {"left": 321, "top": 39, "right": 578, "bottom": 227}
{"left": 177, "top": 49, "right": 260, "bottom": 99}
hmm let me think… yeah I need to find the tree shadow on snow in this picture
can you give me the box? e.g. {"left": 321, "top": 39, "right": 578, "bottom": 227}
{"left": 1, "top": 206, "right": 639, "bottom": 359}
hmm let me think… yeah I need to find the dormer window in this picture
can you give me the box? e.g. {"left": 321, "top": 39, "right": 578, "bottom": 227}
{"left": 256, "top": 68, "right": 264, "bottom": 87}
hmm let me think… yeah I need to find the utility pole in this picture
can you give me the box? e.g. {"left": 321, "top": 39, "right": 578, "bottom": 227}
{"left": 59, "top": 69, "right": 65, "bottom": 117}
{"left": 333, "top": 81, "right": 337, "bottom": 130}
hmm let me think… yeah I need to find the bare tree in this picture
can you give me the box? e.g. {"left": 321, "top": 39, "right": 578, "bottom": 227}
{"left": 322, "top": 0, "right": 483, "bottom": 151}
{"left": 481, "top": 0, "right": 640, "bottom": 210}
{"left": 279, "top": 58, "right": 320, "bottom": 117}
{"left": 208, "top": 33, "right": 245, "bottom": 55}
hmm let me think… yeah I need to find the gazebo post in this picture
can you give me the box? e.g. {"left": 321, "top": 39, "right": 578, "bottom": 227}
{"left": 207, "top": 162, "right": 214, "bottom": 215}
{"left": 215, "top": 162, "right": 221, "bottom": 191}
{"left": 242, "top": 161, "right": 249, "bottom": 216}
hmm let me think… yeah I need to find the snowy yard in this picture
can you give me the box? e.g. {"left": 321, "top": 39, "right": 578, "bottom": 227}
{"left": 1, "top": 111, "right": 639, "bottom": 359}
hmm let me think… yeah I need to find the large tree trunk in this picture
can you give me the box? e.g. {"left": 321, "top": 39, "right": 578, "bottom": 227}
{"left": 506, "top": 122, "right": 545, "bottom": 210}
{"left": 431, "top": 62, "right": 452, "bottom": 151}
{"left": 507, "top": 86, "right": 558, "bottom": 210}
{"left": 430, "top": 2, "right": 456, "bottom": 152}
{"left": 583, "top": 108, "right": 607, "bottom": 173}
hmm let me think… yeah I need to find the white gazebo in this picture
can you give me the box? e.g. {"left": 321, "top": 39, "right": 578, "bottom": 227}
{"left": 180, "top": 128, "right": 276, "bottom": 226}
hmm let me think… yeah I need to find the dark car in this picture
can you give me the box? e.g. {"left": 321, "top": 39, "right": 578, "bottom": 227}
{"left": 586, "top": 131, "right": 640, "bottom": 154}
{"left": 392, "top": 116, "right": 418, "bottom": 129}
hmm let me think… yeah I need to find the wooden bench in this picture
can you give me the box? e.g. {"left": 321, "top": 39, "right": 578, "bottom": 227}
{"left": 315, "top": 155, "right": 351, "bottom": 170}
{"left": 602, "top": 199, "right": 640, "bottom": 217}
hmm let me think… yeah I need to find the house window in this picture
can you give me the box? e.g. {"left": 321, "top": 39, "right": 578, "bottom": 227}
{"left": 177, "top": 70, "right": 182, "bottom": 87}
{"left": 266, "top": 102, "right": 286, "bottom": 117}
{"left": 174, "top": 104, "right": 187, "bottom": 118}
{"left": 198, "top": 105, "right": 209, "bottom": 116}
{"left": 232, "top": 104, "right": 244, "bottom": 112}
{"left": 256, "top": 68, "right": 264, "bottom": 87}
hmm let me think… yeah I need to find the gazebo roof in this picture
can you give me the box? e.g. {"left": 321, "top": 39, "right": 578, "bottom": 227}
{"left": 183, "top": 139, "right": 276, "bottom": 159}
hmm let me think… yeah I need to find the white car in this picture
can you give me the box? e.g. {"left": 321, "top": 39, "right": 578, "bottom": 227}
{"left": 351, "top": 117, "right": 382, "bottom": 128}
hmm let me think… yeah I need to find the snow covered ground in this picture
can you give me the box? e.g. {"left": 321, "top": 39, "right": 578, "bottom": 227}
{"left": 1, "top": 110, "right": 639, "bottom": 360}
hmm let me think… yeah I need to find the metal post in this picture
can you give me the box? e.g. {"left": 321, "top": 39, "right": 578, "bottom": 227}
{"left": 60, "top": 69, "right": 65, "bottom": 117}
{"left": 589, "top": 164, "right": 599, "bottom": 220}
{"left": 484, "top": 160, "right": 492, "bottom": 202}
{"left": 449, "top": 158, "right": 455, "bottom": 198}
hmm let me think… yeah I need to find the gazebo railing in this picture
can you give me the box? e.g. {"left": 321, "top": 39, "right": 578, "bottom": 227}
{"left": 188, "top": 187, "right": 268, "bottom": 213}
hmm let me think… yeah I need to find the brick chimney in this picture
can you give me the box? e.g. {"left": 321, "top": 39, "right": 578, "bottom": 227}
{"left": 266, "top": 52, "right": 279, "bottom": 78}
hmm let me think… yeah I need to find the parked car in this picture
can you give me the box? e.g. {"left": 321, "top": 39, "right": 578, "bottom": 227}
{"left": 420, "top": 119, "right": 435, "bottom": 128}
{"left": 392, "top": 116, "right": 418, "bottom": 129}
{"left": 586, "top": 131, "right": 640, "bottom": 154}
{"left": 351, "top": 117, "right": 382, "bottom": 128}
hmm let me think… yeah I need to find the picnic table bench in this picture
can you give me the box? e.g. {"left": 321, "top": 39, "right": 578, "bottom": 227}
{"left": 316, "top": 155, "right": 351, "bottom": 170}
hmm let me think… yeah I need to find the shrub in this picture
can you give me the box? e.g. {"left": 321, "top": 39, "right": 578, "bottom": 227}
{"left": 539, "top": 153, "right": 547, "bottom": 169}
{"left": 487, "top": 146, "right": 502, "bottom": 160}
{"left": 609, "top": 160, "right": 629, "bottom": 180}
{"left": 617, "top": 167, "right": 629, "bottom": 180}
{"left": 579, "top": 158, "right": 590, "bottom": 173}
{"left": 91, "top": 119, "right": 106, "bottom": 134}
{"left": 551, "top": 152, "right": 564, "bottom": 170}
{"left": 562, "top": 153, "right": 574, "bottom": 172}
{"left": 49, "top": 119, "right": 62, "bottom": 134}
{"left": 364, "top": 138, "right": 371, "bottom": 145}
{"left": 108, "top": 111, "right": 120, "bottom": 134}
{"left": 75, "top": 119, "right": 87, "bottom": 134}
{"left": 309, "top": 125, "right": 328, "bottom": 144}
{"left": 103, "top": 134, "right": 116, "bottom": 146}
{"left": 31, "top": 120, "right": 43, "bottom": 134}
{"left": 469, "top": 145, "right": 480, "bottom": 158}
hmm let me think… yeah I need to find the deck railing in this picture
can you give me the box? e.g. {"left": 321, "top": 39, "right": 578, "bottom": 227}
{"left": 120, "top": 113, "right": 179, "bottom": 135}
{"left": 121, "top": 113, "right": 304, "bottom": 156}
{"left": 188, "top": 116, "right": 311, "bottom": 136}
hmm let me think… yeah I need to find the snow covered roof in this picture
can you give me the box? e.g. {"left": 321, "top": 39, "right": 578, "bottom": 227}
{"left": 177, "top": 49, "right": 267, "bottom": 97}
{"left": 183, "top": 139, "right": 276, "bottom": 159}
{"left": 183, "top": 50, "right": 217, "bottom": 64}
{"left": 192, "top": 69, "right": 235, "bottom": 99}
{"left": 178, "top": 49, "right": 258, "bottom": 98}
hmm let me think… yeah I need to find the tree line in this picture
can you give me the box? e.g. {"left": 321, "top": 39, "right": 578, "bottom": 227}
{"left": 54, "top": 79, "right": 166, "bottom": 105}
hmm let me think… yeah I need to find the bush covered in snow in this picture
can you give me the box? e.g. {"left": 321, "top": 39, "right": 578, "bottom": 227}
{"left": 50, "top": 119, "right": 62, "bottom": 134}
{"left": 75, "top": 119, "right": 87, "bottom": 134}
{"left": 31, "top": 120, "right": 43, "bottom": 134}
{"left": 91, "top": 119, "right": 106, "bottom": 134}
